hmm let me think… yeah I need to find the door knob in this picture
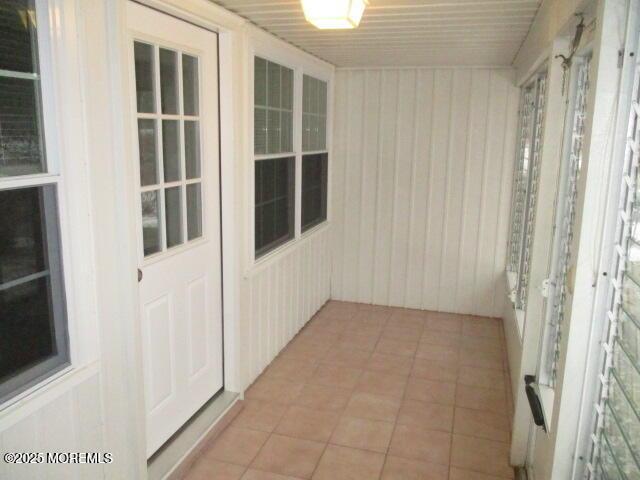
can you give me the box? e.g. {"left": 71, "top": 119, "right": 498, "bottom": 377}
{"left": 138, "top": 268, "right": 143, "bottom": 283}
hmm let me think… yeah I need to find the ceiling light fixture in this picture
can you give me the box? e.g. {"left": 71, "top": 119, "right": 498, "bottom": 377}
{"left": 301, "top": 0, "right": 368, "bottom": 29}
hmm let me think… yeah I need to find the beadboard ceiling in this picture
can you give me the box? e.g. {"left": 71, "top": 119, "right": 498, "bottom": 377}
{"left": 212, "top": 0, "right": 542, "bottom": 67}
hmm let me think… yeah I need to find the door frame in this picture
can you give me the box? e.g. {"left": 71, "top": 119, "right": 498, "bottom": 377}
{"left": 103, "top": 0, "right": 244, "bottom": 470}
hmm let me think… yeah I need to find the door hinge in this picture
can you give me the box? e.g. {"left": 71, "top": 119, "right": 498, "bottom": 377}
{"left": 618, "top": 48, "right": 625, "bottom": 69}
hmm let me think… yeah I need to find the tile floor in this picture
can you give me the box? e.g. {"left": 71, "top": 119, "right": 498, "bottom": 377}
{"left": 183, "top": 301, "right": 515, "bottom": 480}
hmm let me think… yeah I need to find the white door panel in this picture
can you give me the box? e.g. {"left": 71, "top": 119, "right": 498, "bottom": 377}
{"left": 127, "top": 1, "right": 223, "bottom": 457}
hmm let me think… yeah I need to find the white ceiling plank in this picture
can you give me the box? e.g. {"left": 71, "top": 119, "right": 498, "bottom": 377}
{"left": 212, "top": 0, "right": 541, "bottom": 67}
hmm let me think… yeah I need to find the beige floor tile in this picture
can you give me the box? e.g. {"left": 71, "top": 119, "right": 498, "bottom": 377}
{"left": 460, "top": 347, "right": 504, "bottom": 371}
{"left": 449, "top": 467, "right": 511, "bottom": 480}
{"left": 241, "top": 470, "right": 302, "bottom": 480}
{"left": 206, "top": 427, "right": 269, "bottom": 466}
{"left": 305, "top": 317, "right": 348, "bottom": 335}
{"left": 415, "top": 344, "right": 460, "bottom": 364}
{"left": 344, "top": 392, "right": 401, "bottom": 422}
{"left": 462, "top": 318, "right": 503, "bottom": 339}
{"left": 246, "top": 378, "right": 305, "bottom": 405}
{"left": 405, "top": 378, "right": 456, "bottom": 405}
{"left": 385, "top": 317, "right": 425, "bottom": 332}
{"left": 453, "top": 407, "right": 510, "bottom": 443}
{"left": 420, "top": 330, "right": 462, "bottom": 348}
{"left": 309, "top": 364, "right": 363, "bottom": 389}
{"left": 388, "top": 424, "right": 451, "bottom": 465}
{"left": 411, "top": 358, "right": 458, "bottom": 383}
{"left": 275, "top": 406, "right": 340, "bottom": 442}
{"left": 355, "top": 371, "right": 408, "bottom": 398}
{"left": 461, "top": 334, "right": 503, "bottom": 353}
{"left": 330, "top": 416, "right": 394, "bottom": 453}
{"left": 232, "top": 400, "right": 288, "bottom": 433}
{"left": 367, "top": 353, "right": 414, "bottom": 377}
{"left": 321, "top": 345, "right": 371, "bottom": 368}
{"left": 382, "top": 326, "right": 424, "bottom": 342}
{"left": 451, "top": 434, "right": 514, "bottom": 478}
{"left": 351, "top": 310, "right": 391, "bottom": 327}
{"left": 424, "top": 312, "right": 464, "bottom": 333}
{"left": 312, "top": 444, "right": 385, "bottom": 480}
{"left": 339, "top": 332, "right": 380, "bottom": 352}
{"left": 375, "top": 337, "right": 419, "bottom": 357}
{"left": 455, "top": 384, "right": 507, "bottom": 414}
{"left": 264, "top": 358, "right": 318, "bottom": 383}
{"left": 293, "top": 384, "right": 352, "bottom": 412}
{"left": 184, "top": 459, "right": 245, "bottom": 480}
{"left": 457, "top": 366, "right": 506, "bottom": 390}
{"left": 280, "top": 341, "right": 331, "bottom": 363}
{"left": 397, "top": 399, "right": 454, "bottom": 432}
{"left": 251, "top": 434, "right": 325, "bottom": 479}
{"left": 381, "top": 456, "right": 449, "bottom": 480}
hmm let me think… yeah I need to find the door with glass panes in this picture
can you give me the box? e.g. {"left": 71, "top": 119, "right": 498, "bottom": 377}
{"left": 127, "top": 1, "right": 223, "bottom": 456}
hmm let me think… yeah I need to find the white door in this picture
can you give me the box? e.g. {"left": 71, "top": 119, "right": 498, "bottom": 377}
{"left": 127, "top": 1, "right": 223, "bottom": 456}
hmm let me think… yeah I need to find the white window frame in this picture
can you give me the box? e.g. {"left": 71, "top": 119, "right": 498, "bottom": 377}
{"left": 0, "top": 0, "right": 99, "bottom": 415}
{"left": 538, "top": 54, "right": 593, "bottom": 390}
{"left": 247, "top": 38, "right": 332, "bottom": 270}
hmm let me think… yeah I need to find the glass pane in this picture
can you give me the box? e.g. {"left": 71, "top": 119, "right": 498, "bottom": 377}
{"left": 134, "top": 42, "right": 155, "bottom": 114}
{"left": 267, "top": 110, "right": 281, "bottom": 154}
{"left": 254, "top": 108, "right": 267, "bottom": 155}
{"left": 619, "top": 310, "right": 640, "bottom": 368}
{"left": 184, "top": 121, "right": 200, "bottom": 179}
{"left": 303, "top": 75, "right": 311, "bottom": 114}
{"left": 159, "top": 48, "right": 178, "bottom": 115}
{"left": 319, "top": 81, "right": 327, "bottom": 115}
{"left": 187, "top": 183, "right": 202, "bottom": 241}
{"left": 281, "top": 67, "right": 293, "bottom": 111}
{"left": 0, "top": 76, "right": 45, "bottom": 177}
{"left": 0, "top": 186, "right": 68, "bottom": 390}
{"left": 0, "top": 0, "right": 38, "bottom": 74}
{"left": 302, "top": 153, "right": 328, "bottom": 231}
{"left": 309, "top": 78, "right": 319, "bottom": 115}
{"left": 182, "top": 54, "right": 199, "bottom": 116}
{"left": 281, "top": 111, "right": 292, "bottom": 153}
{"left": 267, "top": 61, "right": 281, "bottom": 109}
{"left": 165, "top": 186, "right": 183, "bottom": 248}
{"left": 319, "top": 114, "right": 326, "bottom": 150}
{"left": 622, "top": 275, "right": 640, "bottom": 323}
{"left": 141, "top": 190, "right": 161, "bottom": 256}
{"left": 254, "top": 157, "right": 294, "bottom": 257}
{"left": 137, "top": 119, "right": 158, "bottom": 186}
{"left": 254, "top": 57, "right": 267, "bottom": 107}
{"left": 162, "top": 120, "right": 181, "bottom": 182}
{"left": 302, "top": 114, "right": 311, "bottom": 152}
{"left": 604, "top": 401, "right": 640, "bottom": 473}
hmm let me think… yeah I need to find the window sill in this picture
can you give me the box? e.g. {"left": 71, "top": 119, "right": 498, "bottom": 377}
{"left": 0, "top": 361, "right": 100, "bottom": 430}
{"left": 246, "top": 221, "right": 330, "bottom": 278}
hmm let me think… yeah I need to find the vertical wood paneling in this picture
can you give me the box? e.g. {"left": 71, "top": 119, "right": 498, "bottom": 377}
{"left": 242, "top": 228, "right": 331, "bottom": 388}
{"left": 332, "top": 67, "right": 518, "bottom": 317}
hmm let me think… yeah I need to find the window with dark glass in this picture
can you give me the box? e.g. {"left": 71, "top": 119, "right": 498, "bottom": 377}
{"left": 254, "top": 56, "right": 295, "bottom": 257}
{"left": 302, "top": 75, "right": 328, "bottom": 231}
{"left": 254, "top": 157, "right": 295, "bottom": 257}
{"left": 301, "top": 153, "right": 328, "bottom": 232}
{"left": 0, "top": 0, "right": 70, "bottom": 403}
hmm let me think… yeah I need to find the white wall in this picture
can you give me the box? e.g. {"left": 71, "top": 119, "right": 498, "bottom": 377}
{"left": 331, "top": 67, "right": 519, "bottom": 318}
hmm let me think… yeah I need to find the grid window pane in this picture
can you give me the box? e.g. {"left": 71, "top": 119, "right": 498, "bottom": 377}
{"left": 182, "top": 54, "right": 199, "bottom": 116}
{"left": 134, "top": 42, "right": 155, "bottom": 114}
{"left": 184, "top": 120, "right": 200, "bottom": 179}
{"left": 165, "top": 186, "right": 183, "bottom": 248}
{"left": 254, "top": 57, "right": 293, "bottom": 155}
{"left": 159, "top": 48, "right": 178, "bottom": 115}
{"left": 255, "top": 157, "right": 294, "bottom": 257}
{"left": 0, "top": 76, "right": 45, "bottom": 177}
{"left": 302, "top": 74, "right": 328, "bottom": 153}
{"left": 301, "top": 153, "right": 328, "bottom": 231}
{"left": 187, "top": 183, "right": 202, "bottom": 241}
{"left": 0, "top": 0, "right": 37, "bottom": 74}
{"left": 141, "top": 190, "right": 161, "bottom": 256}
{"left": 0, "top": 186, "right": 69, "bottom": 400}
{"left": 137, "top": 119, "right": 158, "bottom": 186}
{"left": 162, "top": 120, "right": 181, "bottom": 182}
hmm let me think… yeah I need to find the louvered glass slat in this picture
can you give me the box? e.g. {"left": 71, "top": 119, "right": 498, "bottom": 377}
{"left": 588, "top": 40, "right": 640, "bottom": 477}
{"left": 517, "top": 74, "right": 547, "bottom": 310}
